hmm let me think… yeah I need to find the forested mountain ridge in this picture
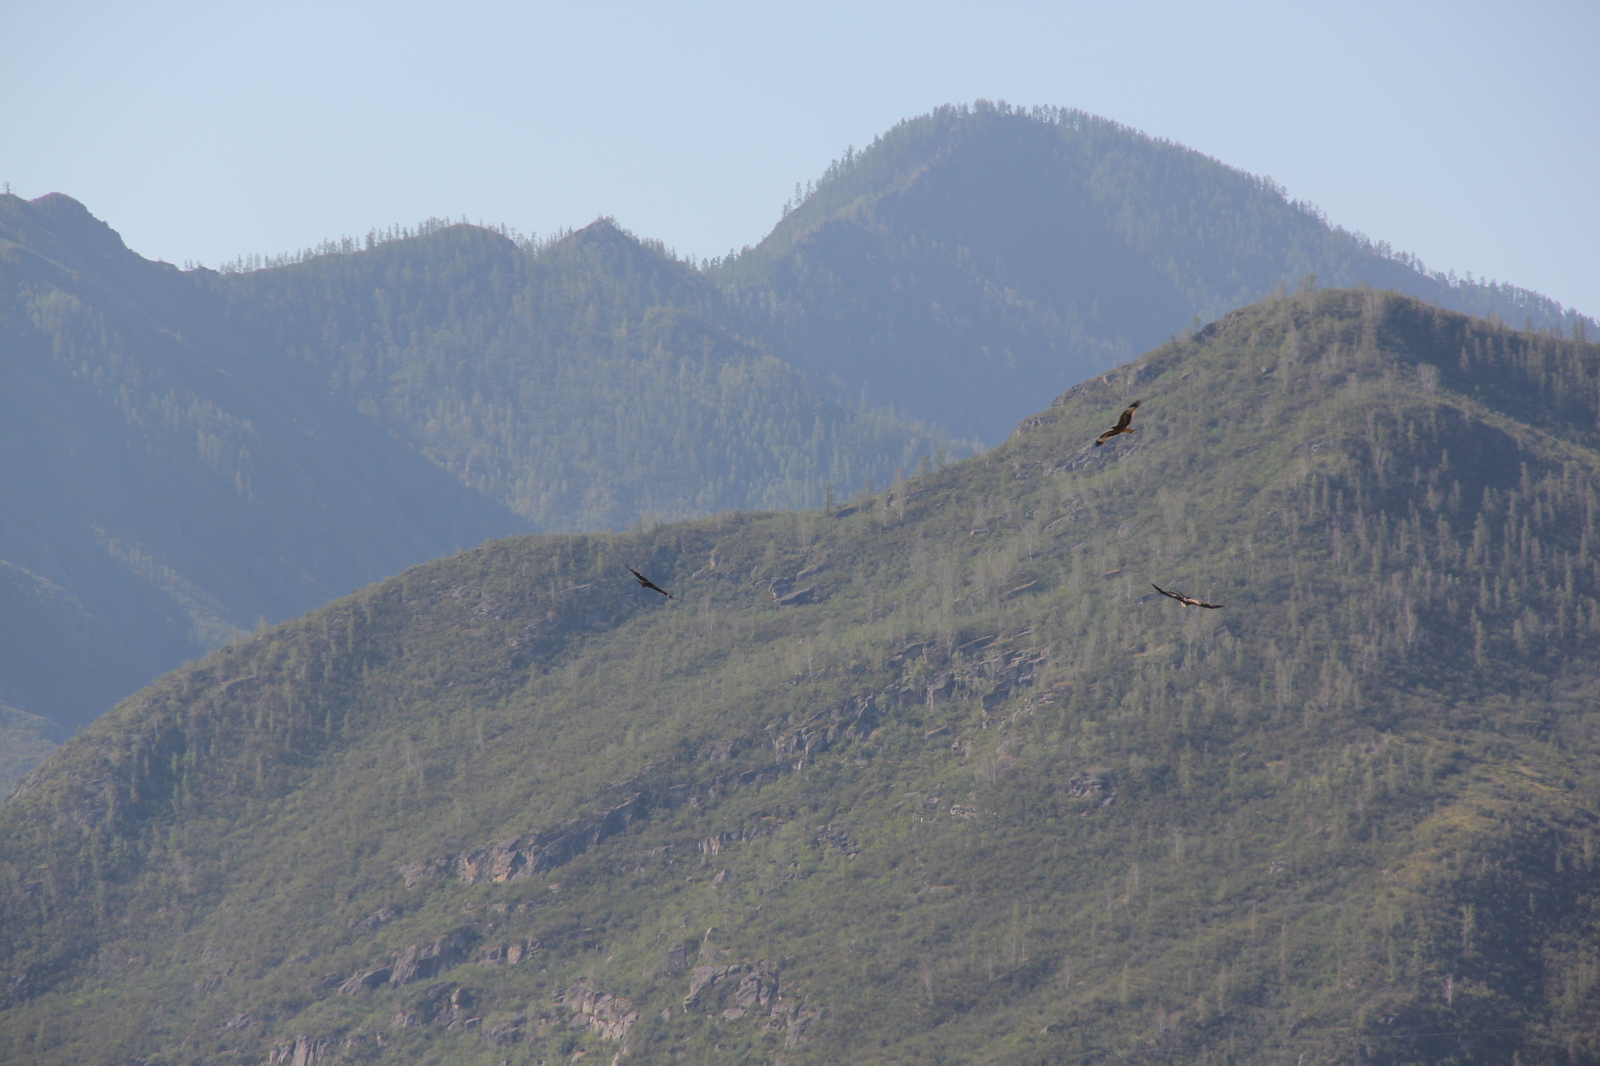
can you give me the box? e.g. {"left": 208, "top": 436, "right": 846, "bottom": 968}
{"left": 0, "top": 192, "right": 524, "bottom": 749}
{"left": 0, "top": 196, "right": 946, "bottom": 787}
{"left": 711, "top": 101, "right": 1594, "bottom": 443}
{"left": 7, "top": 100, "right": 1594, "bottom": 792}
{"left": 208, "top": 218, "right": 949, "bottom": 531}
{"left": 3, "top": 289, "right": 1598, "bottom": 1065}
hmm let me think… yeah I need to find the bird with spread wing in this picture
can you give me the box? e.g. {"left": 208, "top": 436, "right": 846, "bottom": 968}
{"left": 627, "top": 567, "right": 673, "bottom": 599}
{"left": 1094, "top": 400, "right": 1141, "bottom": 446}
{"left": 1151, "top": 583, "right": 1222, "bottom": 609}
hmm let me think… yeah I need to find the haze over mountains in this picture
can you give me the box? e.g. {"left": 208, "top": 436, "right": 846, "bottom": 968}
{"left": 4, "top": 288, "right": 1598, "bottom": 1065}
{"left": 713, "top": 104, "right": 1591, "bottom": 442}
{"left": 0, "top": 101, "right": 1590, "bottom": 790}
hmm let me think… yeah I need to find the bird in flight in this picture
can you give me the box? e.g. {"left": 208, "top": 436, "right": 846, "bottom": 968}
{"left": 627, "top": 567, "right": 673, "bottom": 599}
{"left": 1151, "top": 583, "right": 1222, "bottom": 609}
{"left": 1094, "top": 401, "right": 1141, "bottom": 447}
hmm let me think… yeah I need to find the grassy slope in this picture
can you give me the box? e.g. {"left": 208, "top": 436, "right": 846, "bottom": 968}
{"left": 2, "top": 289, "right": 1599, "bottom": 1065}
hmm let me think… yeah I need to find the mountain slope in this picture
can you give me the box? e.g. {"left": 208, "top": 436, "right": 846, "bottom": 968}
{"left": 0, "top": 193, "right": 525, "bottom": 747}
{"left": 2, "top": 289, "right": 1598, "bottom": 1064}
{"left": 0, "top": 198, "right": 948, "bottom": 784}
{"left": 712, "top": 101, "right": 1594, "bottom": 444}
{"left": 208, "top": 218, "right": 952, "bottom": 532}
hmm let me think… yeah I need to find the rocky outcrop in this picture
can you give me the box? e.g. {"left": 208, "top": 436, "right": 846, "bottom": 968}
{"left": 266, "top": 1034, "right": 329, "bottom": 1066}
{"left": 338, "top": 967, "right": 391, "bottom": 994}
{"left": 399, "top": 794, "right": 646, "bottom": 888}
{"left": 684, "top": 961, "right": 778, "bottom": 1019}
{"left": 391, "top": 981, "right": 474, "bottom": 1028}
{"left": 977, "top": 648, "right": 1044, "bottom": 710}
{"left": 558, "top": 979, "right": 639, "bottom": 1047}
{"left": 1069, "top": 768, "right": 1116, "bottom": 812}
{"left": 680, "top": 962, "right": 816, "bottom": 1045}
{"left": 338, "top": 926, "right": 479, "bottom": 995}
{"left": 775, "top": 586, "right": 817, "bottom": 607}
{"left": 454, "top": 794, "right": 644, "bottom": 885}
{"left": 768, "top": 555, "right": 830, "bottom": 606}
{"left": 349, "top": 906, "right": 400, "bottom": 930}
{"left": 767, "top": 994, "right": 821, "bottom": 1048}
{"left": 474, "top": 936, "right": 541, "bottom": 966}
{"left": 389, "top": 927, "right": 479, "bottom": 986}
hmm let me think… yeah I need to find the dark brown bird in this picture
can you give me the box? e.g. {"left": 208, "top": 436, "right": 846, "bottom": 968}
{"left": 627, "top": 567, "right": 673, "bottom": 599}
{"left": 1152, "top": 583, "right": 1222, "bottom": 609}
{"left": 1094, "top": 400, "right": 1141, "bottom": 446}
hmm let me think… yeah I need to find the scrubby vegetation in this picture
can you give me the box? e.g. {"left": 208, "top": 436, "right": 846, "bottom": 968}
{"left": 3, "top": 290, "right": 1597, "bottom": 1064}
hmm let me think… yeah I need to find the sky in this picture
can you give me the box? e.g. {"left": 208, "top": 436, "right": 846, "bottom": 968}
{"left": 3, "top": 0, "right": 1596, "bottom": 316}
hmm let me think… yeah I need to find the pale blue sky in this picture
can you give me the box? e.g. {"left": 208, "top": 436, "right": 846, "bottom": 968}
{"left": 4, "top": 1, "right": 1595, "bottom": 314}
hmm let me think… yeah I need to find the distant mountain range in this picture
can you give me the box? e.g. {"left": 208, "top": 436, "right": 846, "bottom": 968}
{"left": 0, "top": 101, "right": 1590, "bottom": 790}
{"left": 3, "top": 289, "right": 1597, "bottom": 1064}
{"left": 713, "top": 102, "right": 1592, "bottom": 442}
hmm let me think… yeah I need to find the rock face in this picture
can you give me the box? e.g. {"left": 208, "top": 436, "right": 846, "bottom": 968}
{"left": 767, "top": 556, "right": 830, "bottom": 607}
{"left": 391, "top": 981, "right": 475, "bottom": 1029}
{"left": 266, "top": 1034, "right": 330, "bottom": 1066}
{"left": 349, "top": 907, "right": 400, "bottom": 930}
{"left": 558, "top": 980, "right": 639, "bottom": 1047}
{"left": 389, "top": 927, "right": 479, "bottom": 986}
{"left": 474, "top": 936, "right": 541, "bottom": 966}
{"left": 338, "top": 967, "right": 391, "bottom": 994}
{"left": 338, "top": 927, "right": 480, "bottom": 995}
{"left": 399, "top": 794, "right": 645, "bottom": 888}
{"left": 454, "top": 794, "right": 644, "bottom": 885}
{"left": 678, "top": 961, "right": 815, "bottom": 1045}
{"left": 683, "top": 961, "right": 778, "bottom": 1019}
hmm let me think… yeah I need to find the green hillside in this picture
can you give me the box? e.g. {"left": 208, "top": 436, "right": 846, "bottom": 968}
{"left": 712, "top": 101, "right": 1594, "bottom": 444}
{"left": 3, "top": 289, "right": 1597, "bottom": 1065}
{"left": 9, "top": 103, "right": 1596, "bottom": 791}
{"left": 0, "top": 197, "right": 945, "bottom": 784}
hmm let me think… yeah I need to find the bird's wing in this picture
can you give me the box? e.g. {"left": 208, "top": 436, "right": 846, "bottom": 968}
{"left": 1152, "top": 583, "right": 1180, "bottom": 601}
{"left": 1114, "top": 403, "right": 1139, "bottom": 431}
{"left": 1199, "top": 601, "right": 1223, "bottom": 609}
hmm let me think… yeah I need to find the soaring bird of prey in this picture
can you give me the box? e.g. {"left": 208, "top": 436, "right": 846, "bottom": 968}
{"left": 627, "top": 567, "right": 673, "bottom": 599}
{"left": 1151, "top": 583, "right": 1222, "bottom": 609}
{"left": 1095, "top": 401, "right": 1141, "bottom": 447}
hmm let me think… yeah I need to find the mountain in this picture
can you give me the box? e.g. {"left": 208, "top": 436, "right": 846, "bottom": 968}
{"left": 205, "top": 217, "right": 950, "bottom": 532}
{"left": 3, "top": 289, "right": 1597, "bottom": 1065}
{"left": 711, "top": 101, "right": 1595, "bottom": 444}
{"left": 0, "top": 197, "right": 947, "bottom": 785}
{"left": 7, "top": 101, "right": 1596, "bottom": 794}
{"left": 0, "top": 193, "right": 525, "bottom": 751}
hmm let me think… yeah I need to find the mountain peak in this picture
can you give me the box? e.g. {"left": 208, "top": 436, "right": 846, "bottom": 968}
{"left": 712, "top": 103, "right": 1591, "bottom": 445}
{"left": 0, "top": 192, "right": 142, "bottom": 274}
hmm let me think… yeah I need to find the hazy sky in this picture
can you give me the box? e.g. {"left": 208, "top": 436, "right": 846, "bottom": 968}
{"left": 4, "top": 1, "right": 1596, "bottom": 315}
